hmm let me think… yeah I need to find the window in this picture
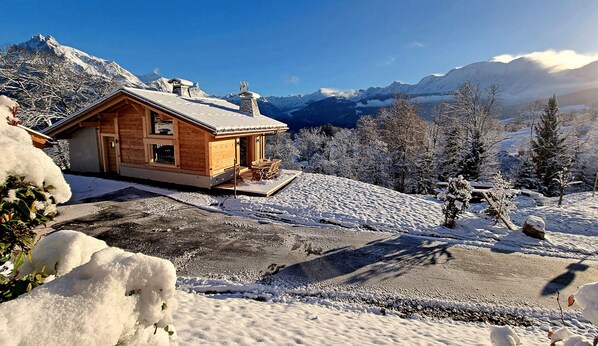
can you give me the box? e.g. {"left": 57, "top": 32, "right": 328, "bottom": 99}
{"left": 150, "top": 111, "right": 173, "bottom": 135}
{"left": 151, "top": 144, "right": 175, "bottom": 165}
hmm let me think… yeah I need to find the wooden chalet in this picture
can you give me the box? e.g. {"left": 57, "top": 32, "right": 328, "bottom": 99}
{"left": 43, "top": 81, "right": 288, "bottom": 188}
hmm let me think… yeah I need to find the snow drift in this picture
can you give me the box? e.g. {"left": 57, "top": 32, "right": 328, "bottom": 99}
{"left": 0, "top": 96, "right": 71, "bottom": 203}
{"left": 0, "top": 230, "right": 178, "bottom": 345}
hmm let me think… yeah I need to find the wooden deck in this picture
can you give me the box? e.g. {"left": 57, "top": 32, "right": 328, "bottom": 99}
{"left": 213, "top": 169, "right": 302, "bottom": 197}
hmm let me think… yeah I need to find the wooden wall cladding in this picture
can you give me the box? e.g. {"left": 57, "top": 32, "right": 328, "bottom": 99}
{"left": 117, "top": 106, "right": 145, "bottom": 165}
{"left": 178, "top": 121, "right": 208, "bottom": 174}
{"left": 210, "top": 139, "right": 236, "bottom": 174}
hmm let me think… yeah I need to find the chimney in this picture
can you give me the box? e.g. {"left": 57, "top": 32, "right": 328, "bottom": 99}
{"left": 168, "top": 78, "right": 193, "bottom": 97}
{"left": 238, "top": 81, "right": 261, "bottom": 117}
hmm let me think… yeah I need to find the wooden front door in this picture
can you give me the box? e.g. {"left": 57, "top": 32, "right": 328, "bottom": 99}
{"left": 103, "top": 136, "right": 118, "bottom": 173}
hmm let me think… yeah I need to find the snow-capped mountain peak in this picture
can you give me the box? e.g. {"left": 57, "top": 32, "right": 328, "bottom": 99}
{"left": 18, "top": 34, "right": 146, "bottom": 88}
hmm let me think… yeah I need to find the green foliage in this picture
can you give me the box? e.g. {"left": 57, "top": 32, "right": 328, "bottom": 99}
{"left": 531, "top": 95, "right": 570, "bottom": 196}
{"left": 0, "top": 175, "right": 57, "bottom": 302}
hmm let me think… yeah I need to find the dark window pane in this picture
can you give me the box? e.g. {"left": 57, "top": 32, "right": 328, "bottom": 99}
{"left": 152, "top": 144, "right": 175, "bottom": 165}
{"left": 150, "top": 111, "right": 173, "bottom": 135}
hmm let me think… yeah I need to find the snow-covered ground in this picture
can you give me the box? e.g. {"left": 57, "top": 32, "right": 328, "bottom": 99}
{"left": 173, "top": 289, "right": 548, "bottom": 345}
{"left": 65, "top": 173, "right": 598, "bottom": 260}
{"left": 23, "top": 174, "right": 594, "bottom": 345}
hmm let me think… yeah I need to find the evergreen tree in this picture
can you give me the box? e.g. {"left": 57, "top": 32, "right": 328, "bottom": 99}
{"left": 460, "top": 129, "right": 488, "bottom": 181}
{"left": 412, "top": 145, "right": 437, "bottom": 194}
{"left": 437, "top": 121, "right": 464, "bottom": 181}
{"left": 531, "top": 96, "right": 569, "bottom": 196}
{"left": 513, "top": 149, "right": 540, "bottom": 190}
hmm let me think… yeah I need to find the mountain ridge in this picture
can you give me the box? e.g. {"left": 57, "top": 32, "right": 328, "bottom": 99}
{"left": 11, "top": 34, "right": 598, "bottom": 130}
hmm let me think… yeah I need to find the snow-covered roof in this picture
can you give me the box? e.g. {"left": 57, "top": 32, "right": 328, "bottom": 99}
{"left": 45, "top": 87, "right": 288, "bottom": 136}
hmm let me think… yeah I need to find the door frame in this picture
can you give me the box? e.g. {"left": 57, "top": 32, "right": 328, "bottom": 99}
{"left": 100, "top": 134, "right": 120, "bottom": 174}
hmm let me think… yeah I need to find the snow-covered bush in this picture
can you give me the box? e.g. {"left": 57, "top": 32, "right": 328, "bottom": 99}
{"left": 484, "top": 172, "right": 516, "bottom": 225}
{"left": 438, "top": 175, "right": 473, "bottom": 228}
{"left": 0, "top": 230, "right": 178, "bottom": 345}
{"left": 548, "top": 282, "right": 598, "bottom": 346}
{"left": 19, "top": 230, "right": 108, "bottom": 277}
{"left": 0, "top": 95, "right": 72, "bottom": 301}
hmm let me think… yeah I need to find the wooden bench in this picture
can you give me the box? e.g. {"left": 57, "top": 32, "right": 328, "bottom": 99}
{"left": 263, "top": 160, "right": 281, "bottom": 180}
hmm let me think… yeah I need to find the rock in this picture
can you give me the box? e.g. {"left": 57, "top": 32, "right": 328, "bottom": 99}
{"left": 522, "top": 215, "right": 545, "bottom": 240}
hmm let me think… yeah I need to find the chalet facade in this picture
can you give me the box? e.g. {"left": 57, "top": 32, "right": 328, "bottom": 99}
{"left": 44, "top": 83, "right": 288, "bottom": 188}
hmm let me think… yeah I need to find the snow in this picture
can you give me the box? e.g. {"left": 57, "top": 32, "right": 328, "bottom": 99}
{"left": 489, "top": 325, "right": 521, "bottom": 345}
{"left": 524, "top": 215, "right": 545, "bottom": 231}
{"left": 47, "top": 87, "right": 288, "bottom": 136}
{"left": 174, "top": 292, "right": 542, "bottom": 345}
{"left": 0, "top": 96, "right": 71, "bottom": 203}
{"left": 9, "top": 172, "right": 595, "bottom": 345}
{"left": 573, "top": 282, "right": 598, "bottom": 326}
{"left": 19, "top": 230, "right": 108, "bottom": 277}
{"left": 20, "top": 35, "right": 147, "bottom": 88}
{"left": 64, "top": 173, "right": 597, "bottom": 260}
{"left": 550, "top": 327, "right": 593, "bottom": 346}
{"left": 173, "top": 290, "right": 548, "bottom": 345}
{"left": 223, "top": 173, "right": 443, "bottom": 232}
{"left": 0, "top": 231, "right": 178, "bottom": 346}
{"left": 65, "top": 174, "right": 216, "bottom": 207}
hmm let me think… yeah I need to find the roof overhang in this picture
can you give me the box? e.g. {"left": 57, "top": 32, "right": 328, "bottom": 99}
{"left": 43, "top": 88, "right": 288, "bottom": 138}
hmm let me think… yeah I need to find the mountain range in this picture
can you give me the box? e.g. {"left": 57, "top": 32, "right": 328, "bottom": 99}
{"left": 13, "top": 35, "right": 598, "bottom": 130}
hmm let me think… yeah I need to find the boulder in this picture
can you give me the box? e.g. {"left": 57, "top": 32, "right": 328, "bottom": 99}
{"left": 522, "top": 215, "right": 546, "bottom": 240}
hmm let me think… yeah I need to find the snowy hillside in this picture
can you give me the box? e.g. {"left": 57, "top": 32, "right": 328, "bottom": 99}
{"left": 64, "top": 173, "right": 598, "bottom": 261}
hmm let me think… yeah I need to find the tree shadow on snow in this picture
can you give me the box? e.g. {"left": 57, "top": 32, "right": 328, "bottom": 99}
{"left": 541, "top": 259, "right": 590, "bottom": 296}
{"left": 268, "top": 235, "right": 454, "bottom": 287}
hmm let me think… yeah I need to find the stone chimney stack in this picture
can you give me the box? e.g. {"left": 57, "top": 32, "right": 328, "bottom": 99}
{"left": 238, "top": 81, "right": 261, "bottom": 117}
{"left": 168, "top": 78, "right": 193, "bottom": 97}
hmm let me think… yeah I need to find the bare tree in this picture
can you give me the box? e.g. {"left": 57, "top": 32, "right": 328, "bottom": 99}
{"left": 0, "top": 45, "right": 120, "bottom": 129}
{"left": 378, "top": 98, "right": 429, "bottom": 192}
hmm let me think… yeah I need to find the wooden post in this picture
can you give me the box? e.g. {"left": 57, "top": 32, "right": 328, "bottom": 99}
{"left": 481, "top": 191, "right": 517, "bottom": 231}
{"left": 593, "top": 173, "right": 598, "bottom": 198}
{"left": 233, "top": 138, "right": 238, "bottom": 198}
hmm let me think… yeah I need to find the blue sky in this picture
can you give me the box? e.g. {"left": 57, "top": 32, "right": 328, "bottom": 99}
{"left": 2, "top": 0, "right": 598, "bottom": 96}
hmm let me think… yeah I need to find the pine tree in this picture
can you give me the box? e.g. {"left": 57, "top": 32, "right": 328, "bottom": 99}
{"left": 531, "top": 96, "right": 569, "bottom": 196}
{"left": 412, "top": 142, "right": 437, "bottom": 194}
{"left": 513, "top": 149, "right": 540, "bottom": 190}
{"left": 438, "top": 124, "right": 464, "bottom": 181}
{"left": 460, "top": 129, "right": 488, "bottom": 181}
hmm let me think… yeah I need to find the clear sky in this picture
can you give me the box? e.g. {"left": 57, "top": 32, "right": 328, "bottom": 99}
{"left": 2, "top": 0, "right": 598, "bottom": 96}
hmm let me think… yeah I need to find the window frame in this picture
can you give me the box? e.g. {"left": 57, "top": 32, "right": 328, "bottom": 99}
{"left": 144, "top": 108, "right": 180, "bottom": 168}
{"left": 148, "top": 110, "right": 174, "bottom": 137}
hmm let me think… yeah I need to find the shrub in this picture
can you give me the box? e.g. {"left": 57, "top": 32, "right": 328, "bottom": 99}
{"left": 484, "top": 172, "right": 516, "bottom": 225}
{"left": 439, "top": 175, "right": 473, "bottom": 228}
{"left": 0, "top": 175, "right": 56, "bottom": 302}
